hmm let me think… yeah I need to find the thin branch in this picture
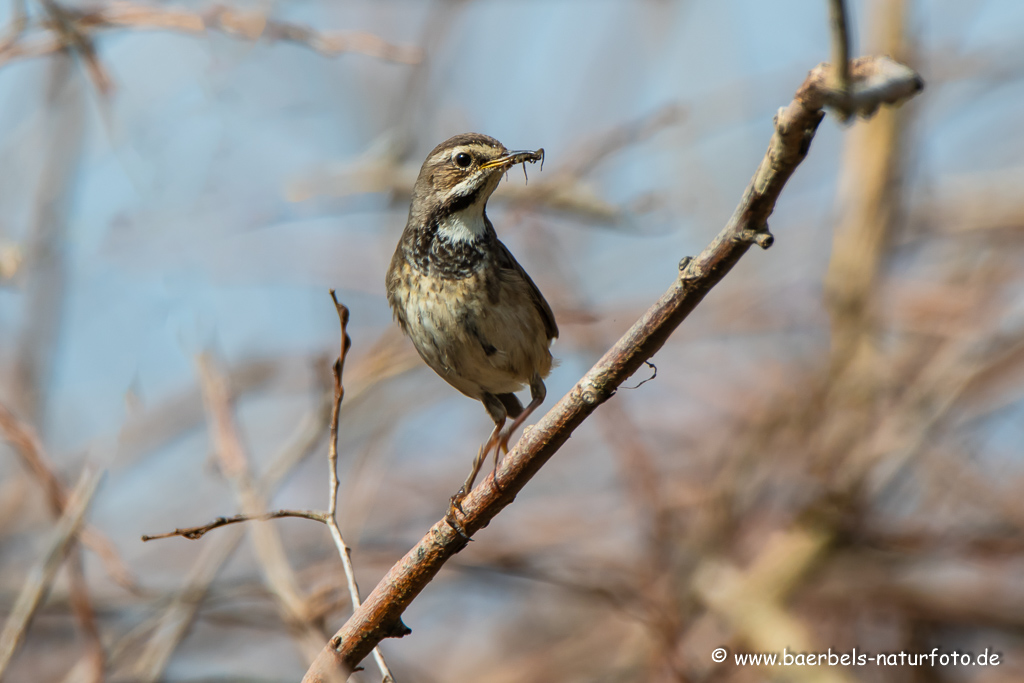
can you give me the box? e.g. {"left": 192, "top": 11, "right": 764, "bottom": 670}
{"left": 300, "top": 56, "right": 924, "bottom": 682}
{"left": 0, "top": 467, "right": 103, "bottom": 677}
{"left": 141, "top": 509, "right": 328, "bottom": 541}
{"left": 325, "top": 292, "right": 359, "bottom": 610}
{"left": 327, "top": 291, "right": 350, "bottom": 527}
{"left": 828, "top": 0, "right": 852, "bottom": 118}
{"left": 326, "top": 291, "right": 394, "bottom": 683}
{"left": 0, "top": 2, "right": 424, "bottom": 68}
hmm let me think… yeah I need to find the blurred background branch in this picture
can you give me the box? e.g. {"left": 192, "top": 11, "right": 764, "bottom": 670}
{"left": 0, "top": 2, "right": 423, "bottom": 71}
{"left": 2, "top": 0, "right": 1024, "bottom": 681}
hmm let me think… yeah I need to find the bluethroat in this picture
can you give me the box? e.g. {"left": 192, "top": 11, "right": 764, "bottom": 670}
{"left": 385, "top": 133, "right": 555, "bottom": 535}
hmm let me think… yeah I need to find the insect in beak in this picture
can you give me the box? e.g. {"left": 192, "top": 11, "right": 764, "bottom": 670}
{"left": 486, "top": 148, "right": 544, "bottom": 185}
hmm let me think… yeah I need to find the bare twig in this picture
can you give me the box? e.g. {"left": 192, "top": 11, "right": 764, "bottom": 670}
{"left": 141, "top": 509, "right": 328, "bottom": 541}
{"left": 325, "top": 297, "right": 359, "bottom": 612}
{"left": 828, "top": 0, "right": 852, "bottom": 117}
{"left": 0, "top": 467, "right": 103, "bottom": 677}
{"left": 300, "top": 56, "right": 924, "bottom": 682}
{"left": 326, "top": 291, "right": 394, "bottom": 683}
{"left": 0, "top": 2, "right": 424, "bottom": 68}
{"left": 326, "top": 291, "right": 351, "bottom": 534}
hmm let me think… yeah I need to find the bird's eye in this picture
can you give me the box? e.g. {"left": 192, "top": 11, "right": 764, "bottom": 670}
{"left": 454, "top": 152, "right": 472, "bottom": 168}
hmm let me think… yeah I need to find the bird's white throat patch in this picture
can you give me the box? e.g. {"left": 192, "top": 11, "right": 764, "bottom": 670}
{"left": 437, "top": 204, "right": 488, "bottom": 244}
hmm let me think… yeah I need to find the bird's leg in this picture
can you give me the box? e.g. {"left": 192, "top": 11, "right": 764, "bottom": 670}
{"left": 450, "top": 422, "right": 501, "bottom": 511}
{"left": 489, "top": 394, "right": 523, "bottom": 491}
{"left": 494, "top": 374, "right": 547, "bottom": 483}
{"left": 446, "top": 395, "right": 505, "bottom": 538}
{"left": 490, "top": 441, "right": 505, "bottom": 492}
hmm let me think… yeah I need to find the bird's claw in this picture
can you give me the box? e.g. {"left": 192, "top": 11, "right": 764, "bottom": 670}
{"left": 450, "top": 488, "right": 467, "bottom": 514}
{"left": 446, "top": 491, "right": 472, "bottom": 540}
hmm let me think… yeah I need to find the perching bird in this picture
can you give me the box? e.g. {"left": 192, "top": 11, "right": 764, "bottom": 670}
{"left": 386, "top": 133, "right": 556, "bottom": 534}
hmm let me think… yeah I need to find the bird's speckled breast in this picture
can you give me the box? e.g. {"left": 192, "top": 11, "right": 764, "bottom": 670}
{"left": 408, "top": 222, "right": 490, "bottom": 280}
{"left": 387, "top": 254, "right": 526, "bottom": 398}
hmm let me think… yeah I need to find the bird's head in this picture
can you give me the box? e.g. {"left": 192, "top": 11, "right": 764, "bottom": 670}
{"left": 410, "top": 133, "right": 544, "bottom": 224}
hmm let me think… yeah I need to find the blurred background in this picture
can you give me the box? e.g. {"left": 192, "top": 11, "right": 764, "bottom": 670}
{"left": 2, "top": 0, "right": 1024, "bottom": 681}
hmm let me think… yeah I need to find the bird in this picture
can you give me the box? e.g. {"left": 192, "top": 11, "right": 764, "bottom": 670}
{"left": 386, "top": 133, "right": 557, "bottom": 535}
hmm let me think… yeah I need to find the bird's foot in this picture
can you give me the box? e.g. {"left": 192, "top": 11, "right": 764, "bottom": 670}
{"left": 445, "top": 490, "right": 472, "bottom": 540}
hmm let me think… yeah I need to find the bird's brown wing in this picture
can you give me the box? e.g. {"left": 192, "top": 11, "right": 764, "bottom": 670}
{"left": 495, "top": 239, "right": 559, "bottom": 340}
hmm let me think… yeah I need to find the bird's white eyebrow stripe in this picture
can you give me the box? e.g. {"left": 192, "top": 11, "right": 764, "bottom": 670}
{"left": 426, "top": 148, "right": 450, "bottom": 165}
{"left": 427, "top": 144, "right": 498, "bottom": 166}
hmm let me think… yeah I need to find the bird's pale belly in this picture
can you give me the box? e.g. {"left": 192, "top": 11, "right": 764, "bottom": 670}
{"left": 390, "top": 263, "right": 551, "bottom": 400}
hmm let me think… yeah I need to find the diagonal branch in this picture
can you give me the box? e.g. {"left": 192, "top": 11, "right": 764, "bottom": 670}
{"left": 301, "top": 55, "right": 924, "bottom": 681}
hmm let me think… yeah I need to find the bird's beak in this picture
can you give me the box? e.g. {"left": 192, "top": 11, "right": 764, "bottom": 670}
{"left": 480, "top": 148, "right": 545, "bottom": 172}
